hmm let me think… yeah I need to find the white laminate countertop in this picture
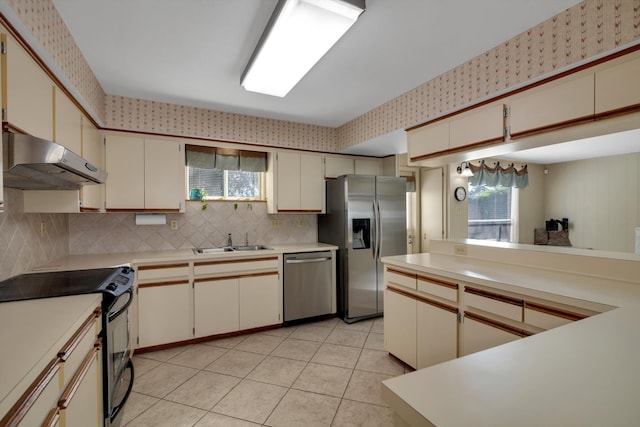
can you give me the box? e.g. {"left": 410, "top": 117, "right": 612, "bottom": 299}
{"left": 380, "top": 253, "right": 640, "bottom": 427}
{"left": 30, "top": 242, "right": 338, "bottom": 272}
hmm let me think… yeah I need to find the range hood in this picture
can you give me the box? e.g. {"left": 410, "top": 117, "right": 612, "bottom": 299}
{"left": 2, "top": 132, "right": 107, "bottom": 190}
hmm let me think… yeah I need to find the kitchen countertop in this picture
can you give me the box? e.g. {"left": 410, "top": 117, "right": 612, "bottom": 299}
{"left": 380, "top": 252, "right": 640, "bottom": 427}
{"left": 29, "top": 242, "right": 338, "bottom": 272}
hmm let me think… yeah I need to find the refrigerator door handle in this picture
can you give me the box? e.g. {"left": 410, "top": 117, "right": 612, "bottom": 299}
{"left": 375, "top": 199, "right": 382, "bottom": 260}
{"left": 371, "top": 201, "right": 377, "bottom": 260}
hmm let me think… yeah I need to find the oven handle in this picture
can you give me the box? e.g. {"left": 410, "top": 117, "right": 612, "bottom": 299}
{"left": 108, "top": 288, "right": 133, "bottom": 322}
{"left": 109, "top": 358, "right": 134, "bottom": 423}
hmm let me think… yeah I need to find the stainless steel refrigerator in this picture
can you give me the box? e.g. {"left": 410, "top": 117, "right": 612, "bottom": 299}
{"left": 318, "top": 175, "right": 407, "bottom": 323}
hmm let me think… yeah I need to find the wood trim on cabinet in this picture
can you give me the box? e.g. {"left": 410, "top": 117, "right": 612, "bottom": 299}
{"left": 42, "top": 407, "right": 60, "bottom": 427}
{"left": 194, "top": 256, "right": 279, "bottom": 267}
{"left": 386, "top": 267, "right": 417, "bottom": 280}
{"left": 524, "top": 301, "right": 589, "bottom": 322}
{"left": 0, "top": 358, "right": 60, "bottom": 427}
{"left": 464, "top": 311, "right": 533, "bottom": 337}
{"left": 387, "top": 285, "right": 458, "bottom": 314}
{"left": 410, "top": 136, "right": 505, "bottom": 163}
{"left": 276, "top": 209, "right": 323, "bottom": 213}
{"left": 594, "top": 103, "right": 640, "bottom": 121}
{"left": 58, "top": 339, "right": 101, "bottom": 410}
{"left": 194, "top": 271, "right": 278, "bottom": 283}
{"left": 106, "top": 208, "right": 181, "bottom": 213}
{"left": 509, "top": 115, "right": 595, "bottom": 140}
{"left": 417, "top": 274, "right": 458, "bottom": 290}
{"left": 137, "top": 263, "right": 189, "bottom": 271}
{"left": 138, "top": 279, "right": 189, "bottom": 289}
{"left": 57, "top": 307, "right": 101, "bottom": 361}
{"left": 464, "top": 286, "right": 523, "bottom": 307}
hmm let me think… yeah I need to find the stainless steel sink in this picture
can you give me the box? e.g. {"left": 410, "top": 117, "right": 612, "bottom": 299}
{"left": 193, "top": 247, "right": 234, "bottom": 254}
{"left": 230, "top": 245, "right": 273, "bottom": 251}
{"left": 193, "top": 245, "right": 272, "bottom": 254}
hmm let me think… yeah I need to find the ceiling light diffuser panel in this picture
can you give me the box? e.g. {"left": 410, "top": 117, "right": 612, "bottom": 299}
{"left": 241, "top": 0, "right": 365, "bottom": 97}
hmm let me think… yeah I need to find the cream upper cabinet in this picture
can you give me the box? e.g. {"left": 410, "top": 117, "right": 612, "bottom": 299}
{"left": 2, "top": 32, "right": 54, "bottom": 140}
{"left": 105, "top": 134, "right": 145, "bottom": 210}
{"left": 54, "top": 86, "right": 82, "bottom": 154}
{"left": 595, "top": 54, "right": 640, "bottom": 116}
{"left": 80, "top": 116, "right": 104, "bottom": 211}
{"left": 509, "top": 73, "right": 595, "bottom": 139}
{"left": 105, "top": 134, "right": 184, "bottom": 211}
{"left": 355, "top": 158, "right": 383, "bottom": 175}
{"left": 325, "top": 156, "right": 354, "bottom": 178}
{"left": 407, "top": 120, "right": 449, "bottom": 162}
{"left": 144, "top": 138, "right": 184, "bottom": 210}
{"left": 269, "top": 151, "right": 324, "bottom": 213}
{"left": 449, "top": 103, "right": 505, "bottom": 149}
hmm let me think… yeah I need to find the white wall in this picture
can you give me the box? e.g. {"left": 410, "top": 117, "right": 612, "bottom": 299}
{"left": 517, "top": 163, "right": 546, "bottom": 244}
{"left": 545, "top": 153, "right": 640, "bottom": 252}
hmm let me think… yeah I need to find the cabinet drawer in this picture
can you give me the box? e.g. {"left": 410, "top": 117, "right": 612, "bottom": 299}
{"left": 462, "top": 313, "right": 522, "bottom": 356}
{"left": 57, "top": 308, "right": 101, "bottom": 389}
{"left": 385, "top": 268, "right": 417, "bottom": 290}
{"left": 417, "top": 274, "right": 457, "bottom": 302}
{"left": 137, "top": 263, "right": 190, "bottom": 281}
{"left": 194, "top": 257, "right": 279, "bottom": 276}
{"left": 524, "top": 301, "right": 588, "bottom": 330}
{"left": 464, "top": 287, "right": 523, "bottom": 321}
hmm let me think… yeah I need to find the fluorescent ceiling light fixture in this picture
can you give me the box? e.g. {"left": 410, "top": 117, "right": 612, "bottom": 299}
{"left": 241, "top": 0, "right": 365, "bottom": 97}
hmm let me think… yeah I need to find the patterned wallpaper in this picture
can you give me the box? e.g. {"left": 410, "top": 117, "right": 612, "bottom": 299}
{"left": 69, "top": 201, "right": 317, "bottom": 255}
{"left": 0, "top": 189, "right": 68, "bottom": 281}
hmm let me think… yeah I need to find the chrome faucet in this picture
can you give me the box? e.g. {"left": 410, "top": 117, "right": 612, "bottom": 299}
{"left": 227, "top": 233, "right": 233, "bottom": 247}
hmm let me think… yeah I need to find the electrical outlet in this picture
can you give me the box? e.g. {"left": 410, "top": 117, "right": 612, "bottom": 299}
{"left": 170, "top": 220, "right": 178, "bottom": 230}
{"left": 297, "top": 219, "right": 305, "bottom": 227}
{"left": 454, "top": 245, "right": 468, "bottom": 255}
{"left": 40, "top": 222, "right": 47, "bottom": 237}
{"left": 271, "top": 219, "right": 282, "bottom": 228}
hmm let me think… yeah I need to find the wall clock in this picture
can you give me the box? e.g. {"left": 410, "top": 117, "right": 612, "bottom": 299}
{"left": 454, "top": 186, "right": 467, "bottom": 201}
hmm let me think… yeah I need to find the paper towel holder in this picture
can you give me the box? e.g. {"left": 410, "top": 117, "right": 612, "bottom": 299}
{"left": 135, "top": 213, "right": 167, "bottom": 226}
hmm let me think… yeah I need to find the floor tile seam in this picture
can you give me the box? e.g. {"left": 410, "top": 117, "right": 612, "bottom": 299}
{"left": 352, "top": 366, "right": 402, "bottom": 377}
{"left": 122, "top": 394, "right": 164, "bottom": 426}
{"left": 205, "top": 408, "right": 263, "bottom": 426}
{"left": 340, "top": 396, "right": 391, "bottom": 409}
{"left": 142, "top": 361, "right": 202, "bottom": 399}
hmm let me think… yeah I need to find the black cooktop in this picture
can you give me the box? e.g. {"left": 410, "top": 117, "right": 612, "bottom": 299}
{"left": 0, "top": 267, "right": 134, "bottom": 303}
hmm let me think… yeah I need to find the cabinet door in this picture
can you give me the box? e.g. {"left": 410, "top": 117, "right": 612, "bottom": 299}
{"left": 58, "top": 346, "right": 102, "bottom": 427}
{"left": 461, "top": 314, "right": 520, "bottom": 356}
{"left": 325, "top": 156, "right": 354, "bottom": 178}
{"left": 138, "top": 283, "right": 191, "bottom": 348}
{"left": 595, "top": 55, "right": 640, "bottom": 116}
{"left": 194, "top": 278, "right": 239, "bottom": 337}
{"left": 299, "top": 154, "right": 323, "bottom": 211}
{"left": 509, "top": 74, "right": 594, "bottom": 139}
{"left": 449, "top": 102, "right": 504, "bottom": 149}
{"left": 54, "top": 86, "right": 82, "bottom": 154}
{"left": 144, "top": 138, "right": 184, "bottom": 210}
{"left": 407, "top": 120, "right": 449, "bottom": 162}
{"left": 276, "top": 151, "right": 301, "bottom": 211}
{"left": 239, "top": 273, "right": 280, "bottom": 330}
{"left": 355, "top": 158, "right": 382, "bottom": 176}
{"left": 80, "top": 117, "right": 104, "bottom": 211}
{"left": 3, "top": 32, "right": 54, "bottom": 140}
{"left": 384, "top": 288, "right": 417, "bottom": 368}
{"left": 105, "top": 135, "right": 145, "bottom": 210}
{"left": 417, "top": 301, "right": 457, "bottom": 369}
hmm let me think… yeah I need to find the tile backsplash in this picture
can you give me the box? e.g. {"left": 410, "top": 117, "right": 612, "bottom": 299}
{"left": 0, "top": 189, "right": 69, "bottom": 281}
{"left": 69, "top": 201, "right": 317, "bottom": 255}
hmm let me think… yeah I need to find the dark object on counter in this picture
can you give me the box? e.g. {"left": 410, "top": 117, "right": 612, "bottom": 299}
{"left": 546, "top": 217, "right": 569, "bottom": 231}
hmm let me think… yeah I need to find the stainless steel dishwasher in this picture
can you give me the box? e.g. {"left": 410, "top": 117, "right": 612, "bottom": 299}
{"left": 284, "top": 251, "right": 333, "bottom": 322}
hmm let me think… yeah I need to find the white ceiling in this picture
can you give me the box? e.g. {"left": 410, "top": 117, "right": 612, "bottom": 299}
{"left": 49, "top": 0, "right": 582, "bottom": 157}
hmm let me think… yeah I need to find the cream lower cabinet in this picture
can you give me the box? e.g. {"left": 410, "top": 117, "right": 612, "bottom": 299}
{"left": 194, "top": 278, "right": 240, "bottom": 337}
{"left": 416, "top": 299, "right": 458, "bottom": 369}
{"left": 384, "top": 288, "right": 417, "bottom": 368}
{"left": 239, "top": 273, "right": 280, "bottom": 330}
{"left": 461, "top": 312, "right": 523, "bottom": 356}
{"left": 137, "top": 282, "right": 191, "bottom": 348}
{"left": 58, "top": 344, "right": 102, "bottom": 427}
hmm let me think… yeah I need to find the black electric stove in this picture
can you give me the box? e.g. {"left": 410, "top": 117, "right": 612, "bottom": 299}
{"left": 0, "top": 266, "right": 134, "bottom": 304}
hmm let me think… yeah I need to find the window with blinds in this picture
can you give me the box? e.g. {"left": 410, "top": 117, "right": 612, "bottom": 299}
{"left": 186, "top": 145, "right": 265, "bottom": 200}
{"left": 468, "top": 184, "right": 513, "bottom": 242}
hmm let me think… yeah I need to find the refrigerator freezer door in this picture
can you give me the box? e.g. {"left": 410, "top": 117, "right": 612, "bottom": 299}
{"left": 345, "top": 175, "right": 378, "bottom": 320}
{"left": 375, "top": 176, "right": 408, "bottom": 312}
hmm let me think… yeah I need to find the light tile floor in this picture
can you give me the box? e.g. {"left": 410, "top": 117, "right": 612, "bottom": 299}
{"left": 122, "top": 316, "right": 411, "bottom": 426}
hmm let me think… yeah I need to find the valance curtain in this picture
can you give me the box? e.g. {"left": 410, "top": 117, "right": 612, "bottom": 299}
{"left": 185, "top": 145, "right": 267, "bottom": 172}
{"left": 468, "top": 161, "right": 529, "bottom": 188}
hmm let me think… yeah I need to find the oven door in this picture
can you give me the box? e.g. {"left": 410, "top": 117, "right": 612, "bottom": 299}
{"left": 105, "top": 288, "right": 134, "bottom": 426}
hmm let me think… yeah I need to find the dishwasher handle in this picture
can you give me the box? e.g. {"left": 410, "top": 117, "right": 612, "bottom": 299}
{"left": 285, "top": 257, "right": 331, "bottom": 264}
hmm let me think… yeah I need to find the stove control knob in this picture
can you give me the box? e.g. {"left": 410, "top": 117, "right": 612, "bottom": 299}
{"left": 106, "top": 283, "right": 118, "bottom": 291}
{"left": 121, "top": 267, "right": 131, "bottom": 274}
